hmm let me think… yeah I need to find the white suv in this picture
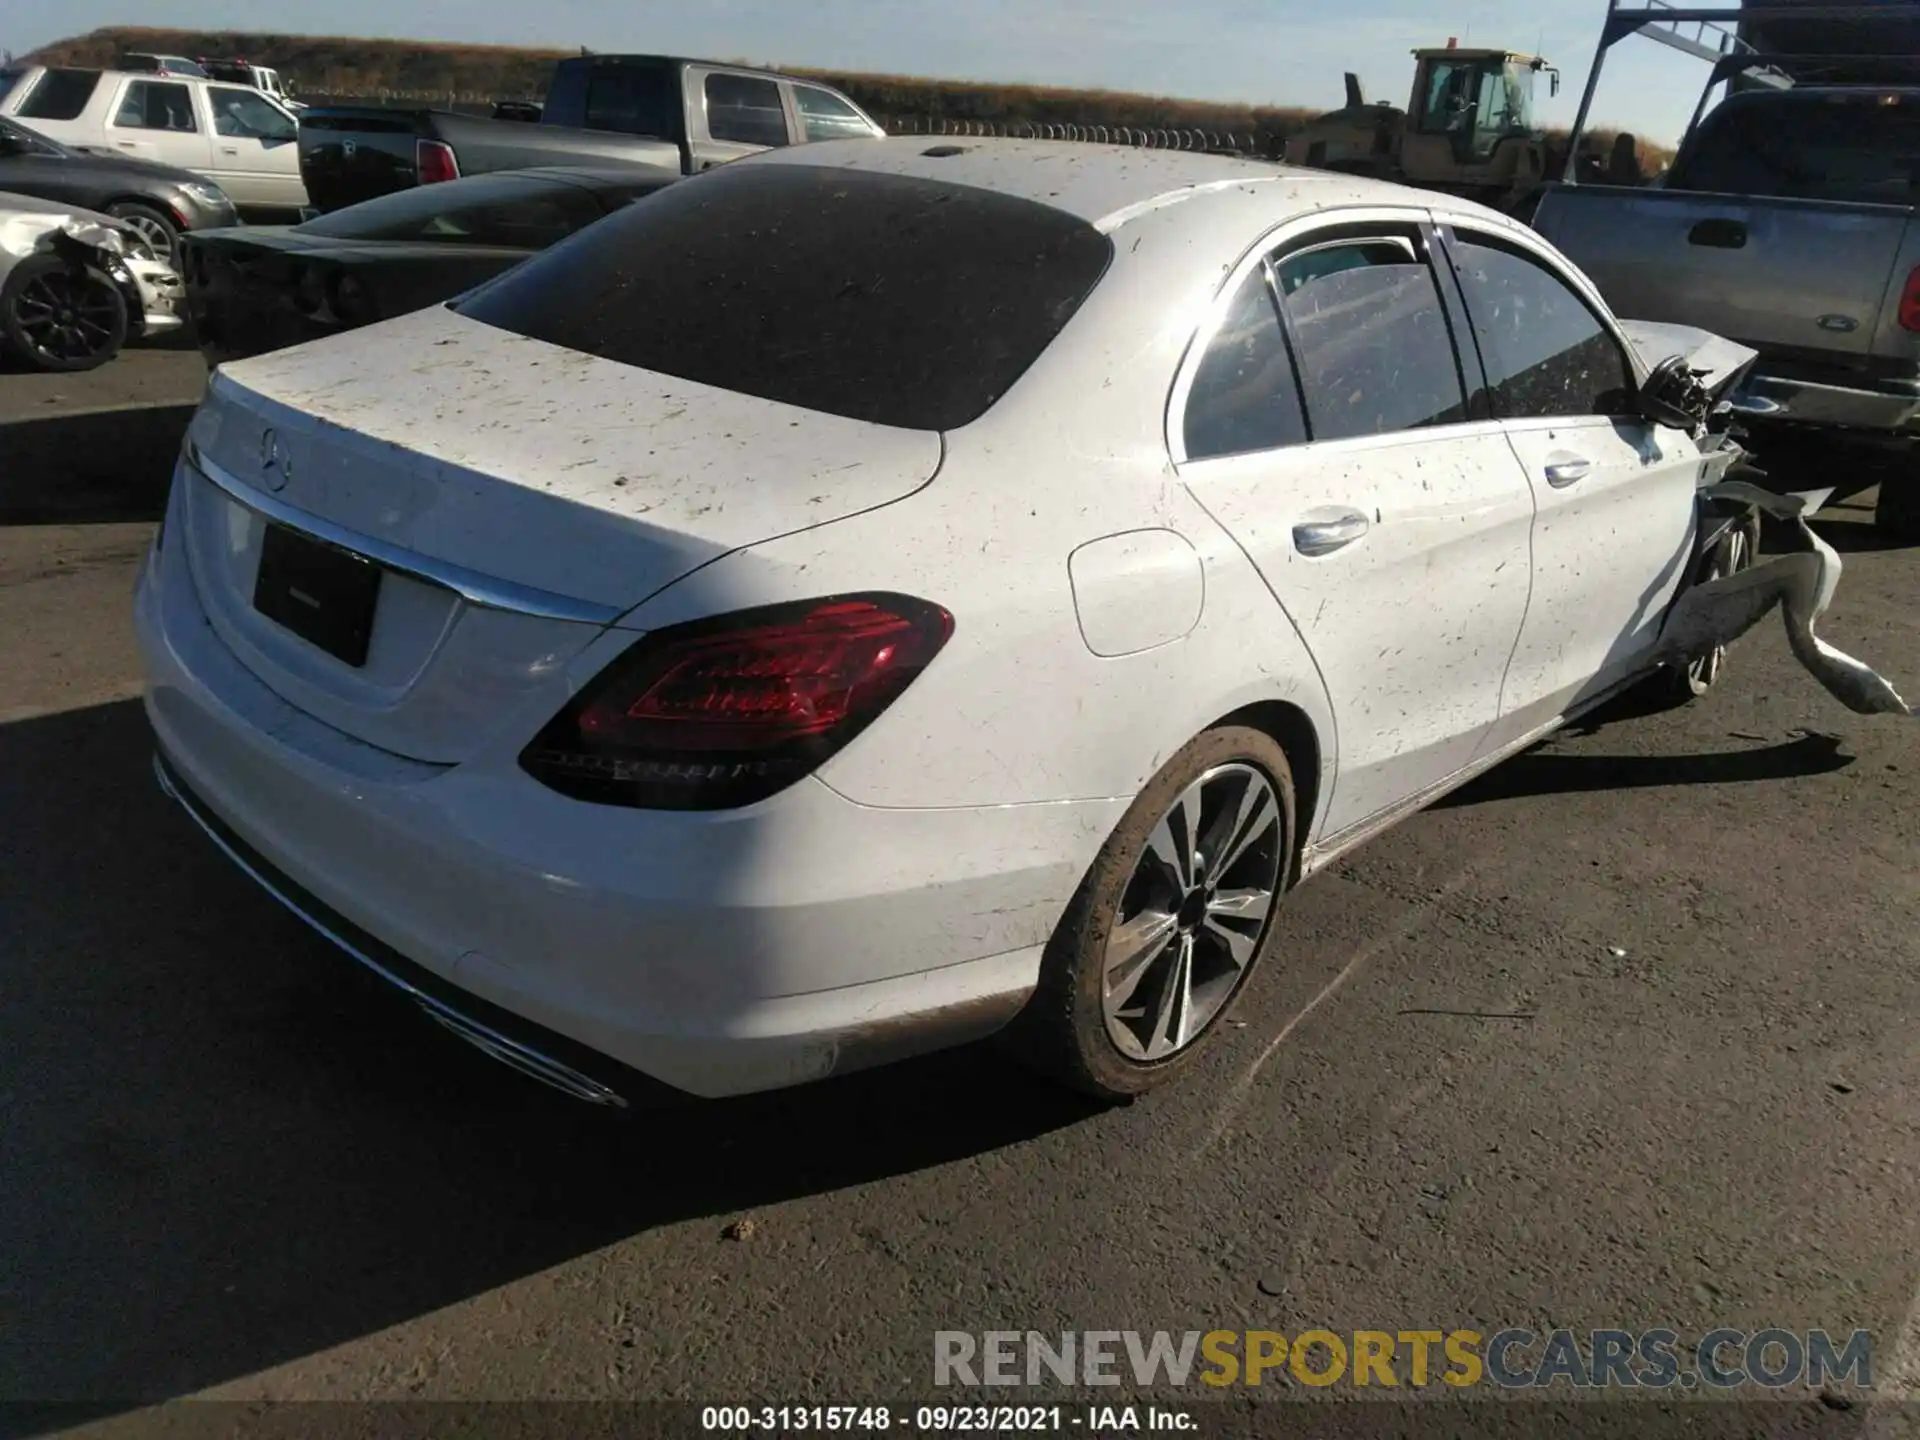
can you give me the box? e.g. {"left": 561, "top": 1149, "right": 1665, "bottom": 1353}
{"left": 0, "top": 66, "right": 307, "bottom": 216}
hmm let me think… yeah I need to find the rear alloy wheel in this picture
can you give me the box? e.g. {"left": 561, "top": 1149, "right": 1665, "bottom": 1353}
{"left": 1005, "top": 725, "right": 1295, "bottom": 1098}
{"left": 1, "top": 255, "right": 129, "bottom": 373}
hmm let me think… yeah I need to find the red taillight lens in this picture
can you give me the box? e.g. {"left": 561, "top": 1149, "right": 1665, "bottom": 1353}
{"left": 329, "top": 270, "right": 375, "bottom": 325}
{"left": 1900, "top": 265, "right": 1920, "bottom": 333}
{"left": 520, "top": 594, "right": 954, "bottom": 809}
{"left": 415, "top": 138, "right": 460, "bottom": 185}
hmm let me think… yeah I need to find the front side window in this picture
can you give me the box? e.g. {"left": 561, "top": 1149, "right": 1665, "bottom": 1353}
{"left": 794, "top": 86, "right": 874, "bottom": 142}
{"left": 113, "top": 80, "right": 197, "bottom": 133}
{"left": 704, "top": 73, "right": 789, "bottom": 148}
{"left": 1275, "top": 238, "right": 1468, "bottom": 442}
{"left": 17, "top": 68, "right": 100, "bottom": 122}
{"left": 1415, "top": 60, "right": 1483, "bottom": 135}
{"left": 1182, "top": 267, "right": 1307, "bottom": 461}
{"left": 208, "top": 86, "right": 294, "bottom": 142}
{"left": 1446, "top": 233, "right": 1635, "bottom": 419}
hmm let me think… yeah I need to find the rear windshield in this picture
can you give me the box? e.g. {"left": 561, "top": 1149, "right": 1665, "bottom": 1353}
{"left": 0, "top": 116, "right": 67, "bottom": 156}
{"left": 541, "top": 60, "right": 678, "bottom": 139}
{"left": 454, "top": 163, "right": 1114, "bottom": 431}
{"left": 1672, "top": 95, "right": 1920, "bottom": 205}
{"left": 295, "top": 173, "right": 610, "bottom": 246}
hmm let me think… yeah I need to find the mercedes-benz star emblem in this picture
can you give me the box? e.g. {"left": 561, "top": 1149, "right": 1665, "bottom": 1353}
{"left": 343, "top": 139, "right": 357, "bottom": 159}
{"left": 259, "top": 427, "right": 291, "bottom": 492}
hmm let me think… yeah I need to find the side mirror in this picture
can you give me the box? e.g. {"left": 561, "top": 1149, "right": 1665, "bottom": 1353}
{"left": 1640, "top": 353, "right": 1712, "bottom": 431}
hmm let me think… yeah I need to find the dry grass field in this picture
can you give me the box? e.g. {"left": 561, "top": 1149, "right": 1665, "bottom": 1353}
{"left": 25, "top": 24, "right": 1672, "bottom": 166}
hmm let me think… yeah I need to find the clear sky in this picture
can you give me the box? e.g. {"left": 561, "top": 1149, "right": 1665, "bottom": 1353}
{"left": 6, "top": 0, "right": 1722, "bottom": 145}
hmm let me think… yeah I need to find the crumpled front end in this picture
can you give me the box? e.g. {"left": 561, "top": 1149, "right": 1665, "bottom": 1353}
{"left": 0, "top": 202, "right": 184, "bottom": 337}
{"left": 121, "top": 252, "right": 184, "bottom": 336}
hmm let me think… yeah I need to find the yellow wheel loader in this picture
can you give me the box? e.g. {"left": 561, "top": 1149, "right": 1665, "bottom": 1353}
{"left": 1283, "top": 41, "right": 1568, "bottom": 216}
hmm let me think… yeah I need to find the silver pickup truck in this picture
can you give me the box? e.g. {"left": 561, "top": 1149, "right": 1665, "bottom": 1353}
{"left": 1533, "top": 9, "right": 1920, "bottom": 540}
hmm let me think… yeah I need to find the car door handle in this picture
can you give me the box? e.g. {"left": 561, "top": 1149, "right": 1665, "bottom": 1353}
{"left": 1688, "top": 218, "right": 1747, "bottom": 249}
{"left": 1292, "top": 510, "right": 1370, "bottom": 556}
{"left": 1544, "top": 457, "right": 1592, "bottom": 487}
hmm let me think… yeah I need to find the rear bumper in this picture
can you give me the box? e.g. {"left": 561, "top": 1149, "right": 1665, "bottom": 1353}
{"left": 152, "top": 747, "right": 658, "bottom": 1108}
{"left": 133, "top": 521, "right": 1111, "bottom": 1101}
{"left": 183, "top": 272, "right": 337, "bottom": 363}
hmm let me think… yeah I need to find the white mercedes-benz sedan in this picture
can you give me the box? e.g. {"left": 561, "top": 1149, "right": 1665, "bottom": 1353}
{"left": 136, "top": 138, "right": 1757, "bottom": 1108}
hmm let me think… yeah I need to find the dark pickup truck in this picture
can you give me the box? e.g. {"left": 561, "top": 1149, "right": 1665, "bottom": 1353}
{"left": 298, "top": 55, "right": 884, "bottom": 211}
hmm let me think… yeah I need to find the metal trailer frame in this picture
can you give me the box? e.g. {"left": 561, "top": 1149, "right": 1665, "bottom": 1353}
{"left": 1561, "top": 0, "right": 1920, "bottom": 181}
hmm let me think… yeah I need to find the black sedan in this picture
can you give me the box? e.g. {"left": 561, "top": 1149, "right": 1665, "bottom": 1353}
{"left": 179, "top": 165, "right": 678, "bottom": 365}
{"left": 0, "top": 117, "right": 239, "bottom": 260}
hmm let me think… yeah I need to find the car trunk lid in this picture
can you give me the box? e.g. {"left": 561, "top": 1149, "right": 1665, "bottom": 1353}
{"left": 176, "top": 304, "right": 943, "bottom": 764}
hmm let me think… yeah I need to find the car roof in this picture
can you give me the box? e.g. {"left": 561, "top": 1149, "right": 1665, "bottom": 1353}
{"left": 738, "top": 135, "right": 1479, "bottom": 232}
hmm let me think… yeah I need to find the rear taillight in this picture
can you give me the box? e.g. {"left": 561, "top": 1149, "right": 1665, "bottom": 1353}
{"left": 1900, "top": 265, "right": 1920, "bottom": 333}
{"left": 415, "top": 138, "right": 460, "bottom": 185}
{"left": 329, "top": 271, "right": 375, "bottom": 325}
{"left": 520, "top": 594, "right": 953, "bottom": 810}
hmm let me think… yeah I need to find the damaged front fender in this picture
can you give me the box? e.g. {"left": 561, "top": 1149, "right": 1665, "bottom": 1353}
{"left": 0, "top": 197, "right": 184, "bottom": 342}
{"left": 1653, "top": 478, "right": 1914, "bottom": 717}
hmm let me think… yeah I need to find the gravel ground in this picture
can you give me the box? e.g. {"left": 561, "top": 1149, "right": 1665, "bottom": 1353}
{"left": 2, "top": 349, "right": 1916, "bottom": 1437}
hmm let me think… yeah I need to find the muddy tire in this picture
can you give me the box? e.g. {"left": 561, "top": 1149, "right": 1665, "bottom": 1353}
{"left": 1874, "top": 470, "right": 1920, "bottom": 544}
{"left": 1002, "top": 725, "right": 1296, "bottom": 1100}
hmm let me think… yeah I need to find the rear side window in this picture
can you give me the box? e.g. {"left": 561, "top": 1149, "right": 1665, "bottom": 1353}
{"left": 584, "top": 67, "right": 676, "bottom": 137}
{"left": 794, "top": 86, "right": 874, "bottom": 142}
{"left": 113, "top": 80, "right": 197, "bottom": 133}
{"left": 1182, "top": 268, "right": 1307, "bottom": 461}
{"left": 456, "top": 164, "right": 1114, "bottom": 431}
{"left": 705, "top": 74, "right": 789, "bottom": 147}
{"left": 1275, "top": 239, "right": 1467, "bottom": 441}
{"left": 17, "top": 69, "right": 101, "bottom": 122}
{"left": 1673, "top": 96, "right": 1920, "bottom": 206}
{"left": 1447, "top": 234, "right": 1635, "bottom": 418}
